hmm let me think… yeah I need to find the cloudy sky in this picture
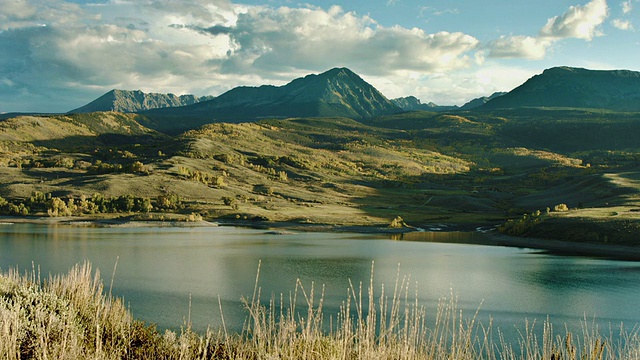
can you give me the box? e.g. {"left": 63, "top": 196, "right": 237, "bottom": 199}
{"left": 1, "top": 0, "right": 637, "bottom": 112}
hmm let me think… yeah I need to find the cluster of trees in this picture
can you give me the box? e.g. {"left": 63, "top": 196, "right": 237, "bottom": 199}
{"left": 498, "top": 204, "right": 569, "bottom": 236}
{"left": 214, "top": 153, "right": 245, "bottom": 166}
{"left": 177, "top": 166, "right": 226, "bottom": 187}
{"left": 0, "top": 197, "right": 29, "bottom": 216}
{"left": 6, "top": 154, "right": 152, "bottom": 176}
{"left": 246, "top": 163, "right": 288, "bottom": 181}
{"left": 87, "top": 160, "right": 150, "bottom": 174}
{"left": 213, "top": 153, "right": 290, "bottom": 182}
{"left": 0, "top": 191, "right": 183, "bottom": 217}
{"left": 9, "top": 157, "right": 76, "bottom": 170}
{"left": 498, "top": 210, "right": 545, "bottom": 236}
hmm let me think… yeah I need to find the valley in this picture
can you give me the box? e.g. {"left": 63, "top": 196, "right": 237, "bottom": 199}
{"left": 1, "top": 66, "right": 640, "bottom": 250}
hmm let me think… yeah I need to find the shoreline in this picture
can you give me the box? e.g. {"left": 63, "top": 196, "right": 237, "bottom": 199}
{"left": 483, "top": 233, "right": 640, "bottom": 261}
{"left": 1, "top": 215, "right": 639, "bottom": 261}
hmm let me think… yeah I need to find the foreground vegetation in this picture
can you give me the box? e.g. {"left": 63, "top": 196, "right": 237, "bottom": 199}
{"left": 2, "top": 263, "right": 640, "bottom": 359}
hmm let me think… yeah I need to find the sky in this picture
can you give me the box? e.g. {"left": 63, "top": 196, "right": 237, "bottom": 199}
{"left": 0, "top": 0, "right": 638, "bottom": 113}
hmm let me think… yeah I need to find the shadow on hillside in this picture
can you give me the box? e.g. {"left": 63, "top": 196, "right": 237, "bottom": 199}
{"left": 347, "top": 165, "right": 640, "bottom": 228}
{"left": 32, "top": 134, "right": 164, "bottom": 151}
{"left": 347, "top": 173, "right": 510, "bottom": 228}
{"left": 513, "top": 169, "right": 640, "bottom": 210}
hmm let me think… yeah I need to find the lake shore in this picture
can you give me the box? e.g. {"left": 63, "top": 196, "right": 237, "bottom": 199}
{"left": 0, "top": 214, "right": 419, "bottom": 233}
{"left": 1, "top": 214, "right": 639, "bottom": 261}
{"left": 483, "top": 232, "right": 640, "bottom": 261}
{"left": 0, "top": 214, "right": 220, "bottom": 228}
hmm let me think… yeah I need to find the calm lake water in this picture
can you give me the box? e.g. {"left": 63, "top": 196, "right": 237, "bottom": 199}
{"left": 1, "top": 223, "right": 639, "bottom": 341}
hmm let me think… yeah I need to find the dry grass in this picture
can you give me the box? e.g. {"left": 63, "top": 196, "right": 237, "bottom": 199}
{"left": 1, "top": 262, "right": 639, "bottom": 359}
{"left": 0, "top": 262, "right": 219, "bottom": 359}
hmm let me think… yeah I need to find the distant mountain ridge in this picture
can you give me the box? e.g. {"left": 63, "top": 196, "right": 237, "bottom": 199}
{"left": 481, "top": 67, "right": 640, "bottom": 111}
{"left": 392, "top": 92, "right": 506, "bottom": 112}
{"left": 460, "top": 92, "right": 507, "bottom": 110}
{"left": 69, "top": 90, "right": 214, "bottom": 113}
{"left": 391, "top": 96, "right": 458, "bottom": 112}
{"left": 68, "top": 66, "right": 640, "bottom": 135}
{"left": 143, "top": 67, "right": 401, "bottom": 125}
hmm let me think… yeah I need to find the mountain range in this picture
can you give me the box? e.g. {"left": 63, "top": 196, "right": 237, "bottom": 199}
{"left": 67, "top": 66, "right": 640, "bottom": 134}
{"left": 142, "top": 67, "right": 401, "bottom": 121}
{"left": 391, "top": 92, "right": 507, "bottom": 112}
{"left": 69, "top": 90, "right": 214, "bottom": 113}
{"left": 391, "top": 96, "right": 458, "bottom": 112}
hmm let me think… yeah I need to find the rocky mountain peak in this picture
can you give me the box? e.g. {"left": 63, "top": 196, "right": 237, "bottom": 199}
{"left": 69, "top": 90, "right": 213, "bottom": 113}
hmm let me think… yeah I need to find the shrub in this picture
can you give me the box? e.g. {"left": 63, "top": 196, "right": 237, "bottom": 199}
{"left": 498, "top": 210, "right": 547, "bottom": 236}
{"left": 47, "top": 197, "right": 72, "bottom": 217}
{"left": 554, "top": 203, "right": 569, "bottom": 212}
{"left": 156, "top": 193, "right": 182, "bottom": 210}
{"left": 389, "top": 215, "right": 406, "bottom": 228}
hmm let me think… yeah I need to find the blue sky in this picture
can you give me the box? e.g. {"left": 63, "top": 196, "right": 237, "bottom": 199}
{"left": 0, "top": 0, "right": 637, "bottom": 112}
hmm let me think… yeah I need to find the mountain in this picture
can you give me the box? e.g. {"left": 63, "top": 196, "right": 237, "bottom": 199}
{"left": 141, "top": 67, "right": 402, "bottom": 133}
{"left": 459, "top": 92, "right": 507, "bottom": 110}
{"left": 481, "top": 67, "right": 640, "bottom": 111}
{"left": 391, "top": 96, "right": 459, "bottom": 111}
{"left": 391, "top": 96, "right": 423, "bottom": 110}
{"left": 69, "top": 90, "right": 214, "bottom": 113}
{"left": 392, "top": 93, "right": 507, "bottom": 112}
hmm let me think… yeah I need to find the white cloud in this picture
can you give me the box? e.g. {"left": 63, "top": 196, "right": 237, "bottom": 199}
{"left": 196, "top": 5, "right": 479, "bottom": 75}
{"left": 419, "top": 6, "right": 459, "bottom": 17}
{"left": 371, "top": 64, "right": 537, "bottom": 106}
{"left": 0, "top": 0, "right": 627, "bottom": 113}
{"left": 0, "top": 0, "right": 37, "bottom": 20}
{"left": 612, "top": 18, "right": 634, "bottom": 30}
{"left": 539, "top": 0, "right": 608, "bottom": 40}
{"left": 0, "top": 0, "right": 484, "bottom": 111}
{"left": 486, "top": 0, "right": 610, "bottom": 61}
{"left": 486, "top": 36, "right": 552, "bottom": 60}
{"left": 622, "top": 0, "right": 633, "bottom": 14}
{"left": 0, "top": 0, "right": 90, "bottom": 30}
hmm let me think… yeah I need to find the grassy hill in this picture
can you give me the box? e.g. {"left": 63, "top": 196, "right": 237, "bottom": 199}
{"left": 0, "top": 109, "right": 639, "bottom": 245}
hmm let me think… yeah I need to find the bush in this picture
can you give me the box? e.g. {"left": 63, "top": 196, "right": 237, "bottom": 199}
{"left": 47, "top": 197, "right": 72, "bottom": 217}
{"left": 156, "top": 193, "right": 182, "bottom": 210}
{"left": 389, "top": 215, "right": 407, "bottom": 228}
{"left": 222, "top": 196, "right": 239, "bottom": 210}
{"left": 554, "top": 203, "right": 569, "bottom": 212}
{"left": 498, "top": 210, "right": 547, "bottom": 236}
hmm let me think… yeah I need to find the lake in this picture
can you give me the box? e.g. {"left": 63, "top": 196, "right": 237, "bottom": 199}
{"left": 1, "top": 223, "right": 639, "bottom": 341}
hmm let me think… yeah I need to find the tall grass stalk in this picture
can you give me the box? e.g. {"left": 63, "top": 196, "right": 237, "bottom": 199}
{"left": 0, "top": 262, "right": 217, "bottom": 359}
{"left": 1, "top": 261, "right": 640, "bottom": 359}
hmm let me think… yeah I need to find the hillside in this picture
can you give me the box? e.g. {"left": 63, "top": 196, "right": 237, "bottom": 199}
{"left": 0, "top": 112, "right": 164, "bottom": 152}
{"left": 69, "top": 90, "right": 214, "bottom": 113}
{"left": 140, "top": 68, "right": 402, "bottom": 133}
{"left": 0, "top": 113, "right": 489, "bottom": 227}
{"left": 481, "top": 67, "right": 640, "bottom": 111}
{"left": 2, "top": 108, "right": 640, "bottom": 236}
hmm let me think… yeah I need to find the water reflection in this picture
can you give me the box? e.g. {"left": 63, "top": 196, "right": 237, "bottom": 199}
{"left": 0, "top": 224, "right": 639, "bottom": 339}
